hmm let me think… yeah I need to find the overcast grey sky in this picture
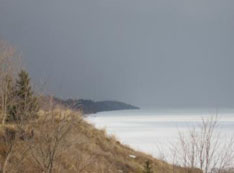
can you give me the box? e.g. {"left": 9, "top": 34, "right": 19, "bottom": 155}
{"left": 0, "top": 0, "right": 234, "bottom": 108}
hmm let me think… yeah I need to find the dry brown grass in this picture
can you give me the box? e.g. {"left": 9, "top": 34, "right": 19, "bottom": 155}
{"left": 0, "top": 108, "right": 202, "bottom": 173}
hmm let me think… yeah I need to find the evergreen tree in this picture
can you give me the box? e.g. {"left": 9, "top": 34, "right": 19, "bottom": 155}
{"left": 143, "top": 160, "right": 153, "bottom": 173}
{"left": 13, "top": 70, "right": 39, "bottom": 122}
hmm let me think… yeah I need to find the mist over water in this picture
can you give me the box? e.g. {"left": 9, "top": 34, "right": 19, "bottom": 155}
{"left": 86, "top": 109, "right": 234, "bottom": 161}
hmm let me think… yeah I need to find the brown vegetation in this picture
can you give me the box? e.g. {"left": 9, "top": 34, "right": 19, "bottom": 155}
{"left": 0, "top": 108, "right": 203, "bottom": 173}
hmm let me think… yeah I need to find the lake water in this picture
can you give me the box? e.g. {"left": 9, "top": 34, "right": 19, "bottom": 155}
{"left": 86, "top": 109, "right": 234, "bottom": 161}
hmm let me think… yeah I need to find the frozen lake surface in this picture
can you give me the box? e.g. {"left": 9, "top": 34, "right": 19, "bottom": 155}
{"left": 86, "top": 109, "right": 234, "bottom": 160}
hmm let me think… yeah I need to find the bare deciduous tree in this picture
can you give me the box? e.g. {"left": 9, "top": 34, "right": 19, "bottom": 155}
{"left": 0, "top": 40, "right": 21, "bottom": 124}
{"left": 0, "top": 41, "right": 23, "bottom": 173}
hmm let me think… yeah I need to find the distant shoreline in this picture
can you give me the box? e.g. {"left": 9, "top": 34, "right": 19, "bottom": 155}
{"left": 50, "top": 96, "right": 140, "bottom": 114}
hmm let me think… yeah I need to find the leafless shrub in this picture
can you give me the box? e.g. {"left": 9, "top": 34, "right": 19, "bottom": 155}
{"left": 27, "top": 109, "right": 78, "bottom": 173}
{"left": 170, "top": 116, "right": 234, "bottom": 173}
{"left": 0, "top": 124, "right": 34, "bottom": 173}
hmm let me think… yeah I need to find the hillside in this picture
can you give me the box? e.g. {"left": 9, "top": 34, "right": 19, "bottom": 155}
{"left": 52, "top": 97, "right": 139, "bottom": 114}
{"left": 0, "top": 108, "right": 201, "bottom": 173}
